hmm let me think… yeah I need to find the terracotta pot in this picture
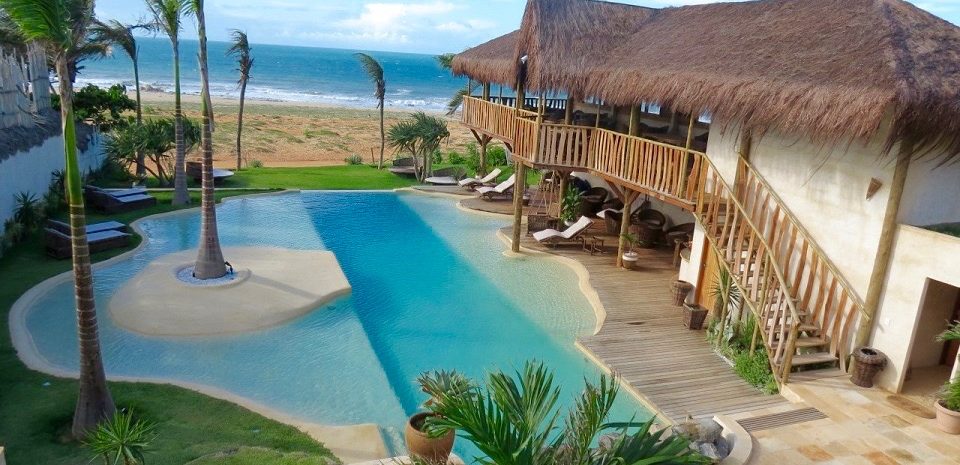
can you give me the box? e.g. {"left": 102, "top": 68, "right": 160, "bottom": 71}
{"left": 405, "top": 412, "right": 455, "bottom": 463}
{"left": 935, "top": 400, "right": 960, "bottom": 435}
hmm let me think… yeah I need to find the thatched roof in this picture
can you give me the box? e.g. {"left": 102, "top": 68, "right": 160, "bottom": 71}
{"left": 451, "top": 30, "right": 519, "bottom": 87}
{"left": 515, "top": 0, "right": 655, "bottom": 98}
{"left": 455, "top": 0, "right": 960, "bottom": 157}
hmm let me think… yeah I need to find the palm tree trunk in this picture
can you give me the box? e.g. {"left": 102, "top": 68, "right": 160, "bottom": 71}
{"left": 236, "top": 77, "right": 247, "bottom": 171}
{"left": 378, "top": 102, "right": 384, "bottom": 169}
{"left": 193, "top": 3, "right": 226, "bottom": 279}
{"left": 133, "top": 56, "right": 145, "bottom": 179}
{"left": 57, "top": 59, "right": 115, "bottom": 439}
{"left": 171, "top": 42, "right": 190, "bottom": 205}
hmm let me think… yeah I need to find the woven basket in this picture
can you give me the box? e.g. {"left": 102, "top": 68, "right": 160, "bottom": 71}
{"left": 671, "top": 281, "right": 694, "bottom": 307}
{"left": 683, "top": 304, "right": 708, "bottom": 330}
{"left": 850, "top": 347, "right": 887, "bottom": 388}
{"left": 527, "top": 215, "right": 558, "bottom": 235}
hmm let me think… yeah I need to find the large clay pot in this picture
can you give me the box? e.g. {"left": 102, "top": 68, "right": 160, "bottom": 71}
{"left": 405, "top": 412, "right": 455, "bottom": 463}
{"left": 622, "top": 252, "right": 640, "bottom": 270}
{"left": 935, "top": 400, "right": 960, "bottom": 435}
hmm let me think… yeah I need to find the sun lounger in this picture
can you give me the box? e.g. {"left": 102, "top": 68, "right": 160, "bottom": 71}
{"left": 477, "top": 174, "right": 516, "bottom": 200}
{"left": 388, "top": 157, "right": 418, "bottom": 177}
{"left": 45, "top": 228, "right": 131, "bottom": 259}
{"left": 424, "top": 167, "right": 467, "bottom": 185}
{"left": 459, "top": 168, "right": 503, "bottom": 189}
{"left": 186, "top": 160, "right": 235, "bottom": 183}
{"left": 532, "top": 216, "right": 594, "bottom": 246}
{"left": 46, "top": 219, "right": 127, "bottom": 235}
{"left": 85, "top": 187, "right": 158, "bottom": 214}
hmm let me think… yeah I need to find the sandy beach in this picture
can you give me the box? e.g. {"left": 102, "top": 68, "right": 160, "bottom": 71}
{"left": 136, "top": 91, "right": 479, "bottom": 168}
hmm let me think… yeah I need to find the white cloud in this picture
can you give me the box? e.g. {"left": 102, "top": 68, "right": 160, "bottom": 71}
{"left": 436, "top": 19, "right": 495, "bottom": 32}
{"left": 336, "top": 2, "right": 457, "bottom": 42}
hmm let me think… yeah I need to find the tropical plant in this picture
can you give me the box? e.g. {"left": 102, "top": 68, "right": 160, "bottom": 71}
{"left": 560, "top": 188, "right": 583, "bottom": 223}
{"left": 941, "top": 377, "right": 960, "bottom": 412}
{"left": 344, "top": 154, "right": 363, "bottom": 165}
{"left": 421, "top": 361, "right": 708, "bottom": 465}
{"left": 1, "top": 0, "right": 117, "bottom": 437}
{"left": 226, "top": 29, "right": 253, "bottom": 170}
{"left": 85, "top": 409, "right": 156, "bottom": 465}
{"left": 620, "top": 232, "right": 639, "bottom": 254}
{"left": 709, "top": 266, "right": 743, "bottom": 341}
{"left": 13, "top": 191, "right": 42, "bottom": 238}
{"left": 487, "top": 145, "right": 508, "bottom": 166}
{"left": 436, "top": 52, "right": 479, "bottom": 116}
{"left": 387, "top": 112, "right": 449, "bottom": 182}
{"left": 249, "top": 159, "right": 263, "bottom": 168}
{"left": 938, "top": 320, "right": 960, "bottom": 385}
{"left": 52, "top": 84, "right": 135, "bottom": 129}
{"left": 355, "top": 52, "right": 386, "bottom": 169}
{"left": 91, "top": 19, "right": 146, "bottom": 176}
{"left": 107, "top": 117, "right": 199, "bottom": 186}
{"left": 146, "top": 0, "right": 191, "bottom": 205}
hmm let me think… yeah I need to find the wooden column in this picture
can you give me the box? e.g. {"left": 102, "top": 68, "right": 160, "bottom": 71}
{"left": 855, "top": 142, "right": 913, "bottom": 348}
{"left": 628, "top": 106, "right": 641, "bottom": 136}
{"left": 479, "top": 135, "right": 490, "bottom": 176}
{"left": 481, "top": 82, "right": 490, "bottom": 101}
{"left": 669, "top": 108, "right": 680, "bottom": 134}
{"left": 685, "top": 113, "right": 697, "bottom": 150}
{"left": 511, "top": 161, "right": 527, "bottom": 253}
{"left": 564, "top": 97, "right": 574, "bottom": 124}
{"left": 558, "top": 171, "right": 568, "bottom": 216}
{"left": 679, "top": 113, "right": 697, "bottom": 196}
{"left": 617, "top": 191, "right": 639, "bottom": 268}
{"left": 595, "top": 100, "right": 602, "bottom": 128}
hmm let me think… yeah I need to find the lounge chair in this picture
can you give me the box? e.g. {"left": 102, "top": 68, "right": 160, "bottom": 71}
{"left": 477, "top": 174, "right": 516, "bottom": 200}
{"left": 459, "top": 168, "right": 502, "bottom": 189}
{"left": 424, "top": 167, "right": 467, "bottom": 185}
{"left": 85, "top": 186, "right": 157, "bottom": 214}
{"left": 46, "top": 219, "right": 127, "bottom": 235}
{"left": 388, "top": 157, "right": 418, "bottom": 177}
{"left": 45, "top": 228, "right": 131, "bottom": 259}
{"left": 186, "top": 160, "right": 235, "bottom": 183}
{"left": 532, "top": 216, "right": 593, "bottom": 246}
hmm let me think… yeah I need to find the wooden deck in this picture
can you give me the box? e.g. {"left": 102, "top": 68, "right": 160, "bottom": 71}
{"left": 508, "top": 225, "right": 789, "bottom": 423}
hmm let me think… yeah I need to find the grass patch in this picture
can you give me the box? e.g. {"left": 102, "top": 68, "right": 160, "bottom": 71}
{"left": 0, "top": 189, "right": 337, "bottom": 465}
{"left": 185, "top": 446, "right": 337, "bottom": 465}
{"left": 224, "top": 165, "right": 419, "bottom": 190}
{"left": 707, "top": 315, "right": 779, "bottom": 394}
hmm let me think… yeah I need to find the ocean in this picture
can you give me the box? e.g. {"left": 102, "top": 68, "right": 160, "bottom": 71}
{"left": 78, "top": 37, "right": 473, "bottom": 112}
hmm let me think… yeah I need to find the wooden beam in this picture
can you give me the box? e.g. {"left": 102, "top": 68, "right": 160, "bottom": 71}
{"left": 668, "top": 109, "right": 680, "bottom": 134}
{"left": 685, "top": 113, "right": 697, "bottom": 150}
{"left": 855, "top": 142, "right": 912, "bottom": 348}
{"left": 628, "top": 106, "right": 640, "bottom": 137}
{"left": 511, "top": 161, "right": 527, "bottom": 253}
{"left": 605, "top": 180, "right": 624, "bottom": 203}
{"left": 558, "top": 171, "right": 568, "bottom": 216}
{"left": 469, "top": 128, "right": 484, "bottom": 144}
{"left": 617, "top": 191, "right": 639, "bottom": 267}
{"left": 564, "top": 97, "right": 574, "bottom": 124}
{"left": 595, "top": 100, "right": 602, "bottom": 128}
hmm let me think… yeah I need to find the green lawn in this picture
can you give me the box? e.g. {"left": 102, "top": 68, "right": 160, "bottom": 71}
{"left": 224, "top": 165, "right": 419, "bottom": 190}
{"left": 0, "top": 189, "right": 337, "bottom": 465}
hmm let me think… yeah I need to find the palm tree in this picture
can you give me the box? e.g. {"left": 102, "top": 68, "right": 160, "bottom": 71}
{"left": 354, "top": 52, "right": 385, "bottom": 169}
{"left": 188, "top": 0, "right": 225, "bottom": 279}
{"left": 146, "top": 0, "right": 191, "bottom": 205}
{"left": 0, "top": 0, "right": 116, "bottom": 437}
{"left": 226, "top": 29, "right": 252, "bottom": 171}
{"left": 92, "top": 19, "right": 146, "bottom": 177}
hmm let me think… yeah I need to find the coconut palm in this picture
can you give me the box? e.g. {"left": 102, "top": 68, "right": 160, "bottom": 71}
{"left": 145, "top": 0, "right": 191, "bottom": 205}
{"left": 187, "top": 0, "right": 225, "bottom": 279}
{"left": 226, "top": 29, "right": 252, "bottom": 171}
{"left": 354, "top": 52, "right": 385, "bottom": 169}
{"left": 0, "top": 0, "right": 116, "bottom": 437}
{"left": 92, "top": 19, "right": 146, "bottom": 177}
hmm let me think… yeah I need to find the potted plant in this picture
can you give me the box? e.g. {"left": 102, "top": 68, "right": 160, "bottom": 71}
{"left": 406, "top": 370, "right": 472, "bottom": 463}
{"left": 560, "top": 188, "right": 583, "bottom": 226}
{"left": 621, "top": 232, "right": 640, "bottom": 270}
{"left": 708, "top": 267, "right": 742, "bottom": 342}
{"left": 935, "top": 321, "right": 960, "bottom": 434}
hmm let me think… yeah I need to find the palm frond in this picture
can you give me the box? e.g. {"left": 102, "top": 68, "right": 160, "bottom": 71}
{"left": 937, "top": 321, "right": 960, "bottom": 343}
{"left": 0, "top": 0, "right": 73, "bottom": 49}
{"left": 91, "top": 19, "right": 137, "bottom": 60}
{"left": 436, "top": 52, "right": 455, "bottom": 70}
{"left": 354, "top": 52, "right": 385, "bottom": 105}
{"left": 144, "top": 0, "right": 189, "bottom": 40}
{"left": 226, "top": 29, "right": 253, "bottom": 82}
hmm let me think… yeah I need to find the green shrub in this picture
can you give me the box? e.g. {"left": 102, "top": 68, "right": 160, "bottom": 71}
{"left": 52, "top": 84, "right": 136, "bottom": 129}
{"left": 941, "top": 379, "right": 960, "bottom": 411}
{"left": 249, "top": 159, "right": 264, "bottom": 168}
{"left": 733, "top": 350, "right": 778, "bottom": 394}
{"left": 447, "top": 150, "right": 466, "bottom": 165}
{"left": 432, "top": 149, "right": 443, "bottom": 165}
{"left": 344, "top": 154, "right": 364, "bottom": 165}
{"left": 487, "top": 145, "right": 507, "bottom": 166}
{"left": 13, "top": 192, "right": 42, "bottom": 240}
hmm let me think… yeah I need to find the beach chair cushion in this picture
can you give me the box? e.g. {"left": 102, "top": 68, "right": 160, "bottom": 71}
{"left": 477, "top": 174, "right": 516, "bottom": 195}
{"left": 459, "top": 168, "right": 502, "bottom": 187}
{"left": 533, "top": 216, "right": 593, "bottom": 242}
{"left": 47, "top": 219, "right": 126, "bottom": 235}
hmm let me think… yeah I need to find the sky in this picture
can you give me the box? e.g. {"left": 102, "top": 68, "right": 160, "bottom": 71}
{"left": 94, "top": 0, "right": 960, "bottom": 55}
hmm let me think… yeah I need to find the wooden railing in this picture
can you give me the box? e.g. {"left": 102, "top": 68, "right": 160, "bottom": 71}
{"left": 488, "top": 96, "right": 567, "bottom": 110}
{"left": 461, "top": 96, "right": 517, "bottom": 143}
{"left": 734, "top": 158, "right": 863, "bottom": 367}
{"left": 693, "top": 159, "right": 804, "bottom": 383}
{"left": 513, "top": 115, "right": 540, "bottom": 161}
{"left": 534, "top": 123, "right": 592, "bottom": 168}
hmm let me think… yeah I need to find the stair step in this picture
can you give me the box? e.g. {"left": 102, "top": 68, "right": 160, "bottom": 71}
{"left": 766, "top": 322, "right": 819, "bottom": 334}
{"left": 780, "top": 352, "right": 838, "bottom": 367}
{"left": 771, "top": 336, "right": 828, "bottom": 350}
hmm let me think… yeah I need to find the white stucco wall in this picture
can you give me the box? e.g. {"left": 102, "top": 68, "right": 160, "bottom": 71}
{"left": 872, "top": 225, "right": 960, "bottom": 391}
{"left": 703, "top": 121, "right": 741, "bottom": 182}
{"left": 0, "top": 131, "right": 106, "bottom": 227}
{"left": 900, "top": 156, "right": 960, "bottom": 227}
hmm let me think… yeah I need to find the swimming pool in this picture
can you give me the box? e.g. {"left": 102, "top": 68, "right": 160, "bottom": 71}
{"left": 18, "top": 191, "right": 650, "bottom": 455}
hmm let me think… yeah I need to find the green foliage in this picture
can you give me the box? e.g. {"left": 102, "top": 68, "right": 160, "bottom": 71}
{"left": 941, "top": 378, "right": 960, "bottom": 412}
{"left": 733, "top": 350, "right": 779, "bottom": 395}
{"left": 487, "top": 145, "right": 507, "bottom": 166}
{"left": 52, "top": 84, "right": 136, "bottom": 129}
{"left": 107, "top": 118, "right": 200, "bottom": 186}
{"left": 709, "top": 267, "right": 742, "bottom": 315}
{"left": 85, "top": 409, "right": 156, "bottom": 465}
{"left": 354, "top": 52, "right": 384, "bottom": 105}
{"left": 421, "top": 361, "right": 708, "bottom": 465}
{"left": 938, "top": 321, "right": 960, "bottom": 343}
{"left": 446, "top": 150, "right": 466, "bottom": 165}
{"left": 343, "top": 154, "right": 363, "bottom": 165}
{"left": 621, "top": 232, "right": 639, "bottom": 253}
{"left": 184, "top": 447, "right": 336, "bottom": 465}
{"left": 249, "top": 159, "right": 264, "bottom": 168}
{"left": 13, "top": 192, "right": 42, "bottom": 239}
{"left": 560, "top": 188, "right": 583, "bottom": 223}
{"left": 387, "top": 112, "right": 449, "bottom": 180}
{"left": 431, "top": 149, "right": 443, "bottom": 165}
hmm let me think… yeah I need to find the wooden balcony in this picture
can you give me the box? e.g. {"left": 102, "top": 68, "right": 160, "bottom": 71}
{"left": 461, "top": 96, "right": 518, "bottom": 143}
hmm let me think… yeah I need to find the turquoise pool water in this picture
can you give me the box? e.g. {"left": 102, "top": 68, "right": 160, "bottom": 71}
{"left": 21, "top": 191, "right": 650, "bottom": 456}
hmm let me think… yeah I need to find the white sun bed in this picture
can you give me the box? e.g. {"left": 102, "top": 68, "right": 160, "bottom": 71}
{"left": 532, "top": 216, "right": 593, "bottom": 244}
{"left": 477, "top": 174, "right": 516, "bottom": 200}
{"left": 459, "top": 168, "right": 503, "bottom": 188}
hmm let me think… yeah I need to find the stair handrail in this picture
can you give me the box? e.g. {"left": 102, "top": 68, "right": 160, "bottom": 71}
{"left": 736, "top": 156, "right": 867, "bottom": 317}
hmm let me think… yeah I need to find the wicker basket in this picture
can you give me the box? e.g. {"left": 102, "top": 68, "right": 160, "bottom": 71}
{"left": 527, "top": 214, "right": 558, "bottom": 235}
{"left": 682, "top": 304, "right": 708, "bottom": 330}
{"left": 850, "top": 347, "right": 887, "bottom": 388}
{"left": 671, "top": 281, "right": 694, "bottom": 307}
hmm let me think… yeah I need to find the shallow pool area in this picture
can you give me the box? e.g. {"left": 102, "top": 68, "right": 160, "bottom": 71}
{"left": 17, "top": 191, "right": 650, "bottom": 456}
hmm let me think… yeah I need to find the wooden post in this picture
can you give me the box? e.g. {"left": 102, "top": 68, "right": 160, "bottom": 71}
{"left": 855, "top": 142, "right": 913, "bottom": 348}
{"left": 617, "top": 191, "right": 638, "bottom": 268}
{"left": 669, "top": 109, "right": 680, "bottom": 134}
{"left": 595, "top": 100, "right": 602, "bottom": 128}
{"left": 466, "top": 78, "right": 472, "bottom": 97}
{"left": 557, "top": 171, "right": 568, "bottom": 215}
{"left": 479, "top": 136, "right": 489, "bottom": 176}
{"left": 749, "top": 323, "right": 759, "bottom": 355}
{"left": 564, "top": 97, "right": 574, "bottom": 124}
{"left": 511, "top": 161, "right": 527, "bottom": 253}
{"left": 628, "top": 106, "right": 640, "bottom": 136}
{"left": 482, "top": 82, "right": 490, "bottom": 101}
{"left": 685, "top": 113, "right": 697, "bottom": 150}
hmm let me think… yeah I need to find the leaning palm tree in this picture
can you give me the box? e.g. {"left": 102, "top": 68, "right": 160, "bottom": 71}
{"left": 188, "top": 0, "right": 226, "bottom": 279}
{"left": 226, "top": 29, "right": 252, "bottom": 171}
{"left": 146, "top": 0, "right": 191, "bottom": 205}
{"left": 354, "top": 52, "right": 385, "bottom": 169}
{"left": 92, "top": 19, "right": 146, "bottom": 177}
{"left": 1, "top": 0, "right": 116, "bottom": 437}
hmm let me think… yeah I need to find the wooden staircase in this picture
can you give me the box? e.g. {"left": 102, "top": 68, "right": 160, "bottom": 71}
{"left": 692, "top": 157, "right": 862, "bottom": 384}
